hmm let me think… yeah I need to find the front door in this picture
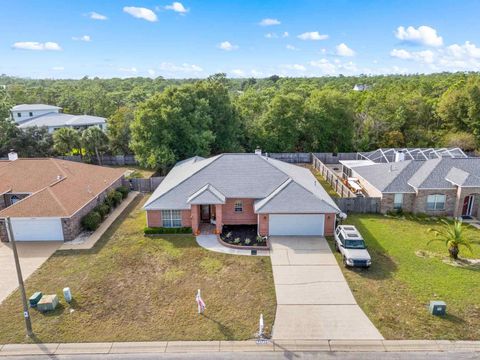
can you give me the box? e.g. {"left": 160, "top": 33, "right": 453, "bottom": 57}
{"left": 462, "top": 195, "right": 475, "bottom": 216}
{"left": 201, "top": 205, "right": 210, "bottom": 222}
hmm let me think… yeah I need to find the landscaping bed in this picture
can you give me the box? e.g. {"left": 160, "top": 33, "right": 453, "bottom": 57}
{"left": 220, "top": 225, "right": 267, "bottom": 247}
{"left": 328, "top": 214, "right": 480, "bottom": 340}
{"left": 0, "top": 196, "right": 276, "bottom": 343}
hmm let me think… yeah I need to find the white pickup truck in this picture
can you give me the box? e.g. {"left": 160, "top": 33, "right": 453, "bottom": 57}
{"left": 334, "top": 225, "right": 371, "bottom": 268}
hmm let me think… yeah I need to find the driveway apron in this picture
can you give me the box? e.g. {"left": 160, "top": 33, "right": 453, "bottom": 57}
{"left": 270, "top": 236, "right": 383, "bottom": 340}
{"left": 0, "top": 241, "right": 61, "bottom": 304}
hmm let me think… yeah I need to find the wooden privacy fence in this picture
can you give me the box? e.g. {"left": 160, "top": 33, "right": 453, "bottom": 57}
{"left": 312, "top": 154, "right": 356, "bottom": 198}
{"left": 334, "top": 197, "right": 381, "bottom": 214}
{"left": 57, "top": 155, "right": 138, "bottom": 166}
{"left": 123, "top": 177, "right": 164, "bottom": 192}
{"left": 312, "top": 152, "right": 357, "bottom": 164}
{"left": 267, "top": 153, "right": 312, "bottom": 163}
{"left": 311, "top": 154, "right": 381, "bottom": 213}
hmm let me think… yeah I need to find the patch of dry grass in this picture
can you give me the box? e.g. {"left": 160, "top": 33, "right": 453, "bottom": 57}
{"left": 0, "top": 196, "right": 276, "bottom": 343}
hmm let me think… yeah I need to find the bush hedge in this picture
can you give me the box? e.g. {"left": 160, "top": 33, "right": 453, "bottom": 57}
{"left": 82, "top": 211, "right": 102, "bottom": 231}
{"left": 94, "top": 203, "right": 111, "bottom": 220}
{"left": 106, "top": 190, "right": 123, "bottom": 208}
{"left": 144, "top": 227, "right": 192, "bottom": 235}
{"left": 116, "top": 186, "right": 130, "bottom": 199}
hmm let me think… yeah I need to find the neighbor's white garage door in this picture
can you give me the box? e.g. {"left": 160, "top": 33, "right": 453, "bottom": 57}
{"left": 10, "top": 218, "right": 64, "bottom": 241}
{"left": 269, "top": 214, "right": 325, "bottom": 236}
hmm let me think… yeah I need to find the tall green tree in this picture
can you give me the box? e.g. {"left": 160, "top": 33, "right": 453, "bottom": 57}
{"left": 107, "top": 106, "right": 135, "bottom": 155}
{"left": 130, "top": 85, "right": 215, "bottom": 172}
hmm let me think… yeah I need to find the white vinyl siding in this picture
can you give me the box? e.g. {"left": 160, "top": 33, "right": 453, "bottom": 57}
{"left": 161, "top": 210, "right": 181, "bottom": 228}
{"left": 393, "top": 193, "right": 403, "bottom": 209}
{"left": 427, "top": 194, "right": 446, "bottom": 211}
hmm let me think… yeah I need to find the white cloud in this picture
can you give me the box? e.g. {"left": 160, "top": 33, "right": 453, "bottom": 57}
{"left": 165, "top": 2, "right": 189, "bottom": 13}
{"left": 336, "top": 43, "right": 355, "bottom": 57}
{"left": 286, "top": 44, "right": 298, "bottom": 51}
{"left": 281, "top": 64, "right": 306, "bottom": 71}
{"left": 282, "top": 32, "right": 289, "bottom": 38}
{"left": 148, "top": 69, "right": 156, "bottom": 76}
{"left": 89, "top": 11, "right": 108, "bottom": 20}
{"left": 390, "top": 48, "right": 435, "bottom": 63}
{"left": 231, "top": 69, "right": 245, "bottom": 76}
{"left": 123, "top": 7, "right": 158, "bottom": 22}
{"left": 218, "top": 41, "right": 238, "bottom": 51}
{"left": 309, "top": 59, "right": 336, "bottom": 73}
{"left": 259, "top": 18, "right": 281, "bottom": 26}
{"left": 52, "top": 66, "right": 64, "bottom": 71}
{"left": 119, "top": 67, "right": 138, "bottom": 73}
{"left": 12, "top": 41, "right": 61, "bottom": 51}
{"left": 72, "top": 35, "right": 91, "bottom": 42}
{"left": 158, "top": 62, "right": 203, "bottom": 73}
{"left": 395, "top": 25, "right": 443, "bottom": 47}
{"left": 265, "top": 32, "right": 278, "bottom": 39}
{"left": 297, "top": 31, "right": 329, "bottom": 41}
{"left": 390, "top": 48, "right": 413, "bottom": 59}
{"left": 446, "top": 41, "right": 480, "bottom": 59}
{"left": 251, "top": 69, "right": 263, "bottom": 77}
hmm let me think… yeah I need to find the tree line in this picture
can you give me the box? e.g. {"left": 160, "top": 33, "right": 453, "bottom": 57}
{"left": 0, "top": 72, "right": 479, "bottom": 171}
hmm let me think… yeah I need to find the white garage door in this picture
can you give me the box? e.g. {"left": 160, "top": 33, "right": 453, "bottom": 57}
{"left": 269, "top": 214, "right": 325, "bottom": 236}
{"left": 10, "top": 218, "right": 64, "bottom": 241}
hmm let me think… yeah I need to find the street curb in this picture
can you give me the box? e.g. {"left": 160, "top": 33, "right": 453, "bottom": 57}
{"left": 0, "top": 340, "right": 479, "bottom": 356}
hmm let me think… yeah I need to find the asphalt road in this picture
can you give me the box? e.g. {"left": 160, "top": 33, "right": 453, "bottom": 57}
{"left": 1, "top": 352, "right": 477, "bottom": 360}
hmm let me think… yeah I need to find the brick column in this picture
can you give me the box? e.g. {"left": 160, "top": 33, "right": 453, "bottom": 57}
{"left": 215, "top": 204, "right": 223, "bottom": 234}
{"left": 191, "top": 205, "right": 200, "bottom": 234}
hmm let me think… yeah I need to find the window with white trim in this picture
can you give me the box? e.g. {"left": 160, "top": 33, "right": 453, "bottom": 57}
{"left": 234, "top": 200, "right": 243, "bottom": 213}
{"left": 426, "top": 194, "right": 446, "bottom": 211}
{"left": 161, "top": 210, "right": 182, "bottom": 227}
{"left": 393, "top": 193, "right": 403, "bottom": 210}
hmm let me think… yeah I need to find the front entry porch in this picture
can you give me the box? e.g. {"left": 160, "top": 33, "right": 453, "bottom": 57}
{"left": 192, "top": 204, "right": 223, "bottom": 235}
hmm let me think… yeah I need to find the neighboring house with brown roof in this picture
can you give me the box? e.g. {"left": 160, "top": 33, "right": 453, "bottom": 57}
{"left": 144, "top": 152, "right": 340, "bottom": 236}
{"left": 0, "top": 152, "right": 125, "bottom": 242}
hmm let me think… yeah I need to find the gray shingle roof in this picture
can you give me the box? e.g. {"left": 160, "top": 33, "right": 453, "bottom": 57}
{"left": 144, "top": 153, "right": 340, "bottom": 213}
{"left": 11, "top": 104, "right": 62, "bottom": 111}
{"left": 187, "top": 184, "right": 226, "bottom": 204}
{"left": 18, "top": 113, "right": 106, "bottom": 128}
{"left": 353, "top": 157, "right": 480, "bottom": 193}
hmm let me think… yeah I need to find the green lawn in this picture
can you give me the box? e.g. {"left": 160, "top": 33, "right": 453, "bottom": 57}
{"left": 328, "top": 214, "right": 480, "bottom": 340}
{"left": 0, "top": 196, "right": 276, "bottom": 343}
{"left": 303, "top": 164, "right": 339, "bottom": 198}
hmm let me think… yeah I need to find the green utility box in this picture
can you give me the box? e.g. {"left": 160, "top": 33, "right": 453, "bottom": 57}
{"left": 429, "top": 300, "right": 446, "bottom": 316}
{"left": 37, "top": 294, "right": 59, "bottom": 312}
{"left": 29, "top": 292, "right": 43, "bottom": 308}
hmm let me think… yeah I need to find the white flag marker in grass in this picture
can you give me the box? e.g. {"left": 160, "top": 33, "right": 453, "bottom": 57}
{"left": 259, "top": 314, "right": 264, "bottom": 338}
{"left": 196, "top": 289, "right": 206, "bottom": 314}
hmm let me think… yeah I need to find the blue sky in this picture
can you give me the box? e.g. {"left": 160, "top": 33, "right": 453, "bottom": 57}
{"left": 1, "top": 0, "right": 480, "bottom": 78}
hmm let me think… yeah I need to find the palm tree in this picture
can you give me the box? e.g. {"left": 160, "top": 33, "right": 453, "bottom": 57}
{"left": 53, "top": 127, "right": 81, "bottom": 155}
{"left": 428, "top": 219, "right": 476, "bottom": 259}
{"left": 81, "top": 126, "right": 108, "bottom": 165}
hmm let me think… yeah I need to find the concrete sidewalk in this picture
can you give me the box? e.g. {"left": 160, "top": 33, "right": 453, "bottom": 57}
{"left": 270, "top": 236, "right": 383, "bottom": 340}
{"left": 0, "top": 340, "right": 479, "bottom": 356}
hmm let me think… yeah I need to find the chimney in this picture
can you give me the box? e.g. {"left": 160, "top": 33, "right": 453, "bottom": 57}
{"left": 8, "top": 150, "right": 18, "bottom": 161}
{"left": 254, "top": 147, "right": 262, "bottom": 155}
{"left": 395, "top": 150, "right": 405, "bottom": 162}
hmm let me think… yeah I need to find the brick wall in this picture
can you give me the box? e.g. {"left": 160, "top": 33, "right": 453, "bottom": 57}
{"left": 222, "top": 198, "right": 257, "bottom": 225}
{"left": 0, "top": 219, "right": 8, "bottom": 242}
{"left": 181, "top": 210, "right": 192, "bottom": 227}
{"left": 380, "top": 193, "right": 415, "bottom": 213}
{"left": 413, "top": 189, "right": 457, "bottom": 216}
{"left": 147, "top": 210, "right": 162, "bottom": 227}
{"left": 324, "top": 213, "right": 336, "bottom": 236}
{"left": 3, "top": 193, "right": 30, "bottom": 207}
{"left": 0, "top": 195, "right": 6, "bottom": 210}
{"left": 454, "top": 187, "right": 480, "bottom": 218}
{"left": 258, "top": 214, "right": 268, "bottom": 236}
{"left": 62, "top": 178, "right": 123, "bottom": 241}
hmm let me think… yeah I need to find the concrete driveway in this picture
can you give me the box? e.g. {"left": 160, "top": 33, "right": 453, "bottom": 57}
{"left": 270, "top": 236, "right": 383, "bottom": 340}
{"left": 0, "top": 241, "right": 61, "bottom": 304}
